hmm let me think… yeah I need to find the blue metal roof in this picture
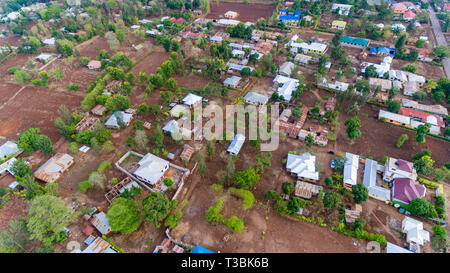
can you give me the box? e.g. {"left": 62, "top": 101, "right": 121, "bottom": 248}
{"left": 280, "top": 9, "right": 287, "bottom": 12}
{"left": 279, "top": 15, "right": 300, "bottom": 21}
{"left": 294, "top": 11, "right": 301, "bottom": 15}
{"left": 192, "top": 245, "right": 214, "bottom": 253}
{"left": 369, "top": 48, "right": 377, "bottom": 53}
{"left": 378, "top": 47, "right": 389, "bottom": 54}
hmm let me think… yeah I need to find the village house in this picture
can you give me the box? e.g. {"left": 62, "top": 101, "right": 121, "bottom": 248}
{"left": 286, "top": 153, "right": 319, "bottom": 182}
{"left": 91, "top": 212, "right": 111, "bottom": 235}
{"left": 36, "top": 53, "right": 53, "bottom": 63}
{"left": 223, "top": 75, "right": 242, "bottom": 88}
{"left": 162, "top": 119, "right": 191, "bottom": 139}
{"left": 231, "top": 49, "right": 245, "bottom": 59}
{"left": 91, "top": 105, "right": 106, "bottom": 116}
{"left": 0, "top": 141, "right": 21, "bottom": 161}
{"left": 43, "top": 37, "right": 55, "bottom": 46}
{"left": 105, "top": 111, "right": 133, "bottom": 129}
{"left": 345, "top": 204, "right": 362, "bottom": 223}
{"left": 224, "top": 11, "right": 238, "bottom": 19}
{"left": 227, "top": 134, "right": 245, "bottom": 155}
{"left": 134, "top": 153, "right": 170, "bottom": 185}
{"left": 294, "top": 180, "right": 322, "bottom": 199}
{"left": 332, "top": 3, "right": 352, "bottom": 16}
{"left": 318, "top": 78, "right": 349, "bottom": 92}
{"left": 325, "top": 97, "right": 336, "bottom": 111}
{"left": 34, "top": 153, "right": 74, "bottom": 183}
{"left": 75, "top": 114, "right": 100, "bottom": 132}
{"left": 392, "top": 177, "right": 426, "bottom": 205}
{"left": 81, "top": 236, "right": 117, "bottom": 253}
{"left": 288, "top": 39, "right": 328, "bottom": 54}
{"left": 386, "top": 242, "right": 413, "bottom": 253}
{"left": 227, "top": 63, "right": 254, "bottom": 74}
{"left": 182, "top": 32, "right": 206, "bottom": 40}
{"left": 279, "top": 61, "right": 295, "bottom": 77}
{"left": 363, "top": 159, "right": 391, "bottom": 202}
{"left": 341, "top": 36, "right": 369, "bottom": 49}
{"left": 294, "top": 54, "right": 313, "bottom": 65}
{"left": 278, "top": 11, "right": 301, "bottom": 26}
{"left": 298, "top": 127, "right": 328, "bottom": 146}
{"left": 343, "top": 152, "right": 359, "bottom": 188}
{"left": 383, "top": 157, "right": 418, "bottom": 182}
{"left": 217, "top": 19, "right": 240, "bottom": 27}
{"left": 276, "top": 107, "right": 308, "bottom": 138}
{"left": 331, "top": 20, "right": 347, "bottom": 30}
{"left": 360, "top": 56, "right": 392, "bottom": 77}
{"left": 392, "top": 23, "right": 406, "bottom": 32}
{"left": 87, "top": 60, "right": 102, "bottom": 70}
{"left": 398, "top": 107, "right": 445, "bottom": 129}
{"left": 182, "top": 93, "right": 202, "bottom": 108}
{"left": 170, "top": 104, "right": 189, "bottom": 118}
{"left": 369, "top": 77, "right": 392, "bottom": 91}
{"left": 0, "top": 157, "right": 19, "bottom": 176}
{"left": 369, "top": 46, "right": 395, "bottom": 57}
{"left": 243, "top": 92, "right": 269, "bottom": 106}
{"left": 180, "top": 144, "right": 194, "bottom": 162}
{"left": 273, "top": 75, "right": 300, "bottom": 101}
{"left": 403, "top": 10, "right": 416, "bottom": 21}
{"left": 401, "top": 98, "right": 448, "bottom": 116}
{"left": 401, "top": 216, "right": 430, "bottom": 249}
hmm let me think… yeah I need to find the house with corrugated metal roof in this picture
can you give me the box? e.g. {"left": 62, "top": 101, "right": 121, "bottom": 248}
{"left": 343, "top": 152, "right": 359, "bottom": 188}
{"left": 227, "top": 134, "right": 245, "bottom": 155}
{"left": 134, "top": 153, "right": 170, "bottom": 185}
{"left": 363, "top": 159, "right": 391, "bottom": 201}
{"left": 243, "top": 92, "right": 269, "bottom": 105}
{"left": 34, "top": 153, "right": 74, "bottom": 183}
{"left": 90, "top": 212, "right": 111, "bottom": 235}
{"left": 82, "top": 236, "right": 117, "bottom": 253}
{"left": 341, "top": 36, "right": 369, "bottom": 48}
{"left": 294, "top": 180, "right": 322, "bottom": 199}
{"left": 0, "top": 141, "right": 21, "bottom": 161}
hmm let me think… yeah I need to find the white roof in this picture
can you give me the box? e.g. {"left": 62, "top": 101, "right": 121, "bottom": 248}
{"left": 227, "top": 134, "right": 245, "bottom": 155}
{"left": 182, "top": 93, "right": 202, "bottom": 106}
{"left": 379, "top": 109, "right": 411, "bottom": 125}
{"left": 286, "top": 153, "right": 319, "bottom": 181}
{"left": 43, "top": 37, "right": 55, "bottom": 45}
{"left": 363, "top": 159, "right": 391, "bottom": 200}
{"left": 217, "top": 19, "right": 240, "bottom": 26}
{"left": 223, "top": 75, "right": 241, "bottom": 87}
{"left": 170, "top": 104, "right": 189, "bottom": 118}
{"left": 210, "top": 36, "right": 223, "bottom": 43}
{"left": 343, "top": 152, "right": 359, "bottom": 186}
{"left": 402, "top": 216, "right": 430, "bottom": 245}
{"left": 386, "top": 242, "right": 413, "bottom": 253}
{"left": 133, "top": 153, "right": 169, "bottom": 185}
{"left": 243, "top": 92, "right": 269, "bottom": 105}
{"left": 0, "top": 141, "right": 20, "bottom": 159}
{"left": 289, "top": 42, "right": 328, "bottom": 53}
{"left": 273, "top": 75, "right": 299, "bottom": 101}
{"left": 36, "top": 53, "right": 53, "bottom": 61}
{"left": 279, "top": 61, "right": 295, "bottom": 76}
{"left": 232, "top": 49, "right": 245, "bottom": 56}
{"left": 0, "top": 157, "right": 18, "bottom": 175}
{"left": 105, "top": 111, "right": 133, "bottom": 128}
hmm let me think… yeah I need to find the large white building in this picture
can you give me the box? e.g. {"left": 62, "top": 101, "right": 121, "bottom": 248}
{"left": 133, "top": 153, "right": 170, "bottom": 185}
{"left": 286, "top": 153, "right": 319, "bottom": 181}
{"left": 273, "top": 75, "right": 299, "bottom": 101}
{"left": 343, "top": 152, "right": 359, "bottom": 188}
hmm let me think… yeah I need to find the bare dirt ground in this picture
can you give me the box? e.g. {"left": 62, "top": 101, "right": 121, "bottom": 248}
{"left": 172, "top": 174, "right": 365, "bottom": 253}
{"left": 0, "top": 194, "right": 28, "bottom": 232}
{"left": 130, "top": 46, "right": 171, "bottom": 77}
{"left": 206, "top": 2, "right": 276, "bottom": 22}
{"left": 0, "top": 85, "right": 83, "bottom": 141}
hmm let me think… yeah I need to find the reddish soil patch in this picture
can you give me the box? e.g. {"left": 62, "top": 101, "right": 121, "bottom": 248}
{"left": 0, "top": 86, "right": 83, "bottom": 141}
{"left": 335, "top": 101, "right": 450, "bottom": 167}
{"left": 206, "top": 2, "right": 276, "bottom": 22}
{"left": 130, "top": 46, "right": 171, "bottom": 77}
{"left": 0, "top": 194, "right": 28, "bottom": 232}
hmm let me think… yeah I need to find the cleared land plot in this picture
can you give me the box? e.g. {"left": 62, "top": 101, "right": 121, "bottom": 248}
{"left": 0, "top": 86, "right": 83, "bottom": 141}
{"left": 206, "top": 2, "right": 276, "bottom": 22}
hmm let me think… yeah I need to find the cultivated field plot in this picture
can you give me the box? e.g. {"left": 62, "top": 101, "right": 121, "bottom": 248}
{"left": 206, "top": 2, "right": 276, "bottom": 22}
{"left": 0, "top": 194, "right": 28, "bottom": 232}
{"left": 0, "top": 86, "right": 83, "bottom": 141}
{"left": 171, "top": 174, "right": 365, "bottom": 253}
{"left": 43, "top": 60, "right": 100, "bottom": 91}
{"left": 130, "top": 46, "right": 171, "bottom": 77}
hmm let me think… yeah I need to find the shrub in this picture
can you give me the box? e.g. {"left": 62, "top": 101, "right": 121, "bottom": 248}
{"left": 228, "top": 187, "right": 255, "bottom": 210}
{"left": 97, "top": 161, "right": 111, "bottom": 173}
{"left": 264, "top": 190, "right": 278, "bottom": 200}
{"left": 205, "top": 197, "right": 225, "bottom": 224}
{"left": 163, "top": 178, "right": 173, "bottom": 188}
{"left": 78, "top": 180, "right": 91, "bottom": 193}
{"left": 223, "top": 216, "right": 246, "bottom": 233}
{"left": 211, "top": 183, "right": 223, "bottom": 193}
{"left": 68, "top": 142, "right": 79, "bottom": 154}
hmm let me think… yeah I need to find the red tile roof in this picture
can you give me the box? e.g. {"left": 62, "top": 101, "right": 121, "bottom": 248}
{"left": 170, "top": 17, "right": 185, "bottom": 24}
{"left": 83, "top": 225, "right": 94, "bottom": 235}
{"left": 445, "top": 3, "right": 450, "bottom": 10}
{"left": 403, "top": 10, "right": 416, "bottom": 19}
{"left": 393, "top": 178, "right": 426, "bottom": 204}
{"left": 399, "top": 107, "right": 444, "bottom": 127}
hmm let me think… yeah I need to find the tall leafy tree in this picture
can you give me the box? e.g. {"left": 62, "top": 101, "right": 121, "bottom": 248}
{"left": 106, "top": 198, "right": 142, "bottom": 234}
{"left": 142, "top": 192, "right": 176, "bottom": 228}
